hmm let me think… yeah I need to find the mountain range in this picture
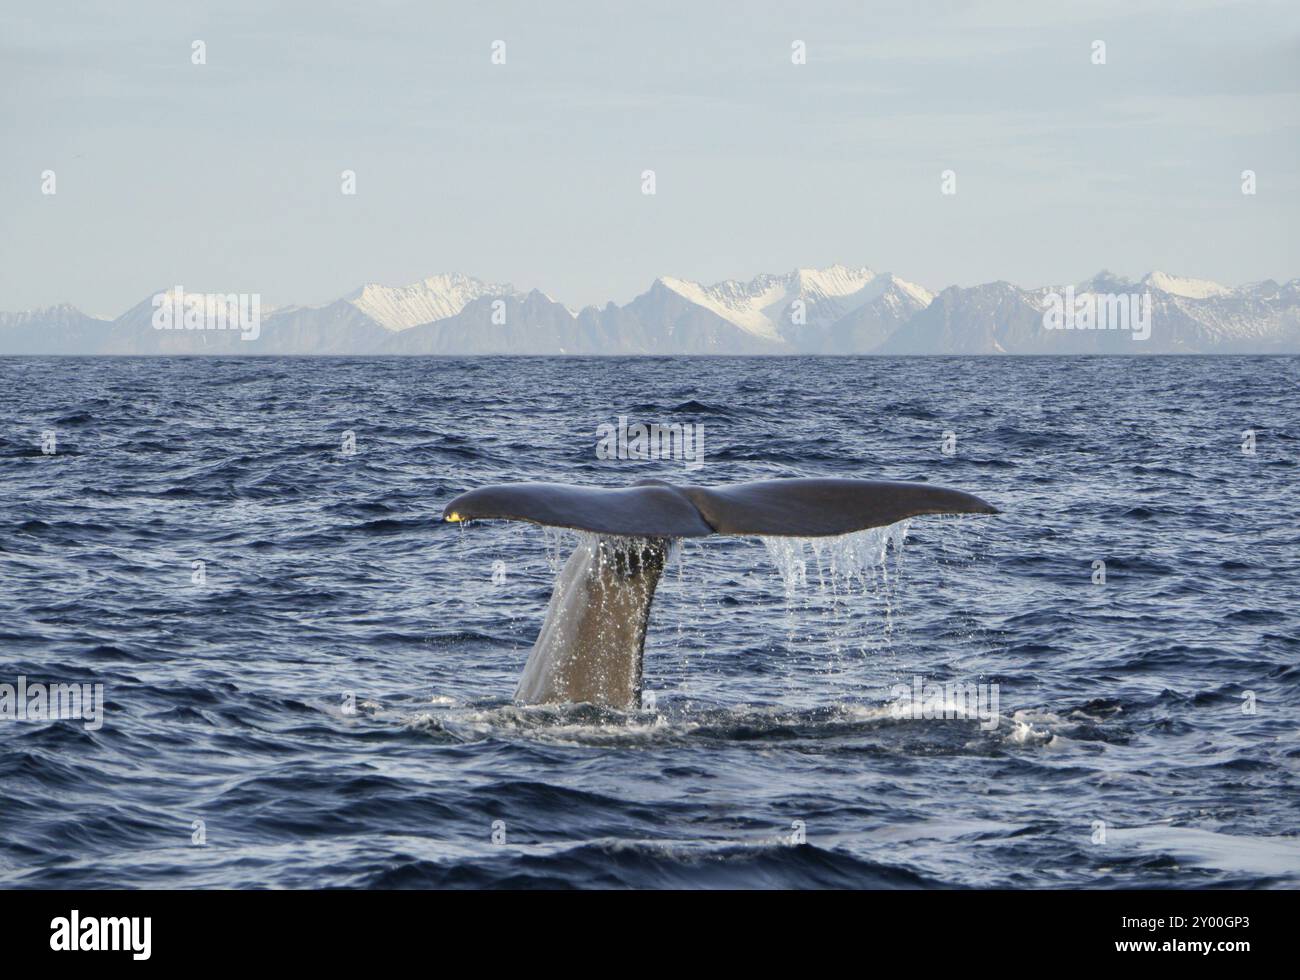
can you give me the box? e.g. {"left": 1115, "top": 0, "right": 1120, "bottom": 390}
{"left": 3, "top": 266, "right": 1298, "bottom": 355}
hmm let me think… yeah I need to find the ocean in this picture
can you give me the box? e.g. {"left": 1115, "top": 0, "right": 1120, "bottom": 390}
{"left": 1, "top": 354, "right": 1297, "bottom": 888}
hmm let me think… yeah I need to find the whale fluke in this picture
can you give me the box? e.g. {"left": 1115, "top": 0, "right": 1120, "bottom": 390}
{"left": 443, "top": 478, "right": 999, "bottom": 709}
{"left": 444, "top": 477, "right": 997, "bottom": 538}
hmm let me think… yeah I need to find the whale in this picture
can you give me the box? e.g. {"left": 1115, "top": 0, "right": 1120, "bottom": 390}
{"left": 443, "top": 478, "right": 998, "bottom": 709}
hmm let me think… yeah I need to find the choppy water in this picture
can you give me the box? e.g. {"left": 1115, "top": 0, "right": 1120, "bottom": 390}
{"left": 1, "top": 355, "right": 1298, "bottom": 888}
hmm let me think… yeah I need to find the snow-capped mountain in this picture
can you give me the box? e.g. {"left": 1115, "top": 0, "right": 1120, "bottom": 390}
{"left": 654, "top": 265, "right": 930, "bottom": 345}
{"left": 3, "top": 268, "right": 1297, "bottom": 355}
{"left": 603, "top": 278, "right": 785, "bottom": 354}
{"left": 810, "top": 274, "right": 935, "bottom": 353}
{"left": 0, "top": 304, "right": 109, "bottom": 354}
{"left": 386, "top": 290, "right": 596, "bottom": 355}
{"left": 347, "top": 273, "right": 522, "bottom": 331}
{"left": 1137, "top": 273, "right": 1299, "bottom": 351}
{"left": 879, "top": 281, "right": 1044, "bottom": 355}
{"left": 880, "top": 271, "right": 1300, "bottom": 354}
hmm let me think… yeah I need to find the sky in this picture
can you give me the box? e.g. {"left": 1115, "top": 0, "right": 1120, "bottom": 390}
{"left": 1, "top": 0, "right": 1298, "bottom": 315}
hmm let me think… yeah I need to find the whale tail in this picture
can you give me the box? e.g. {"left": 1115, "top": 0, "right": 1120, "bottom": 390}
{"left": 444, "top": 478, "right": 998, "bottom": 709}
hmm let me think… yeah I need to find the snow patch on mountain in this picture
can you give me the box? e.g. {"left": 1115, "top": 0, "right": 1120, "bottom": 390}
{"left": 1143, "top": 271, "right": 1234, "bottom": 299}
{"left": 885, "top": 275, "right": 934, "bottom": 308}
{"left": 347, "top": 273, "right": 520, "bottom": 330}
{"left": 657, "top": 274, "right": 790, "bottom": 340}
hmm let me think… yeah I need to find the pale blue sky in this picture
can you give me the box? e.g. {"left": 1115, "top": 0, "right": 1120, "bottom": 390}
{"left": 2, "top": 0, "right": 1297, "bottom": 315}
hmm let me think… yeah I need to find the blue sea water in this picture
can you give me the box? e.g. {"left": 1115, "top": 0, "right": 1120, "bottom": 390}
{"left": 1, "top": 355, "right": 1297, "bottom": 889}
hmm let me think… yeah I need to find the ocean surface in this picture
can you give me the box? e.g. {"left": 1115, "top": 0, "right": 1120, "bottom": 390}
{"left": 1, "top": 355, "right": 1298, "bottom": 889}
